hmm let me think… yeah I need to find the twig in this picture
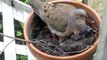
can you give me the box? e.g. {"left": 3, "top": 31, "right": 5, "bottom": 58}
{"left": 66, "top": 45, "right": 90, "bottom": 54}
{"left": 0, "top": 32, "right": 37, "bottom": 55}
{"left": 0, "top": 30, "right": 48, "bottom": 55}
{"left": 36, "top": 30, "right": 45, "bottom": 40}
{"left": 35, "top": 40, "right": 67, "bottom": 55}
{"left": 0, "top": 32, "right": 98, "bottom": 56}
{"left": 0, "top": 33, "right": 36, "bottom": 43}
{"left": 0, "top": 39, "right": 15, "bottom": 55}
{"left": 36, "top": 30, "right": 43, "bottom": 40}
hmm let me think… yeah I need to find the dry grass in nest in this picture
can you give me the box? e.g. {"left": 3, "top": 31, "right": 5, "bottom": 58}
{"left": 29, "top": 14, "right": 98, "bottom": 56}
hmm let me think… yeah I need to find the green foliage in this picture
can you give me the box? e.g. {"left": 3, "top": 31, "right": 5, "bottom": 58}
{"left": 16, "top": 31, "right": 23, "bottom": 37}
{"left": 0, "top": 21, "right": 3, "bottom": 30}
{"left": 19, "top": 21, "right": 24, "bottom": 29}
{"left": 16, "top": 54, "right": 28, "bottom": 60}
{"left": 15, "top": 21, "right": 24, "bottom": 37}
{"left": 20, "top": 0, "right": 29, "bottom": 4}
{"left": 0, "top": 52, "right": 4, "bottom": 60}
{"left": 14, "top": 20, "right": 25, "bottom": 45}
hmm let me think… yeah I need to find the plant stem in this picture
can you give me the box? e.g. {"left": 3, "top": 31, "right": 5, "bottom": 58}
{"left": 0, "top": 33, "right": 36, "bottom": 43}
{"left": 0, "top": 39, "right": 15, "bottom": 55}
{"left": 0, "top": 32, "right": 37, "bottom": 55}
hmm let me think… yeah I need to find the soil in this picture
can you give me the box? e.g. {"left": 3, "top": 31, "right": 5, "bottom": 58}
{"left": 30, "top": 14, "right": 98, "bottom": 56}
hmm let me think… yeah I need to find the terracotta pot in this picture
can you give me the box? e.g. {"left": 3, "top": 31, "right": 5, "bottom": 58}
{"left": 24, "top": 0, "right": 101, "bottom": 60}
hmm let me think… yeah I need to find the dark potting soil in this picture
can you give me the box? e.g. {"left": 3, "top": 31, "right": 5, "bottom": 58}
{"left": 30, "top": 14, "right": 98, "bottom": 56}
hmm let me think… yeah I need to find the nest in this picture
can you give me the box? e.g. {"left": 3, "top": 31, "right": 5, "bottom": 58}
{"left": 29, "top": 14, "right": 98, "bottom": 56}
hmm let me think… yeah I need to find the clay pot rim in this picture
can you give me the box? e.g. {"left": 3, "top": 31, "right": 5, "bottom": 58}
{"left": 24, "top": 0, "right": 101, "bottom": 59}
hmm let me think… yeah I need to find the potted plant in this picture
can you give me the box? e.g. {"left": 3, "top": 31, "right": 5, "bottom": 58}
{"left": 24, "top": 0, "right": 101, "bottom": 60}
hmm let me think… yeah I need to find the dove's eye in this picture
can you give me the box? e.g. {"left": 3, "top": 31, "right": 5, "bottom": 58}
{"left": 80, "top": 15, "right": 83, "bottom": 17}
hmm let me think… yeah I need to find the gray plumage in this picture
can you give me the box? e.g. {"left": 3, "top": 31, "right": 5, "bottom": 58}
{"left": 29, "top": 0, "right": 87, "bottom": 37}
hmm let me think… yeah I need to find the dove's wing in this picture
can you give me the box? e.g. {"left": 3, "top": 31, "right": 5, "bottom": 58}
{"left": 29, "top": 0, "right": 43, "bottom": 9}
{"left": 30, "top": 0, "right": 83, "bottom": 37}
{"left": 45, "top": 3, "right": 77, "bottom": 32}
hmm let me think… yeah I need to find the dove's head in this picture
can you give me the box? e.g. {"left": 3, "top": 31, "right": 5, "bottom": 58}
{"left": 73, "top": 9, "right": 88, "bottom": 18}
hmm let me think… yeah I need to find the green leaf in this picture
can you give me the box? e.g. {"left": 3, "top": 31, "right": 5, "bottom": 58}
{"left": 16, "top": 54, "right": 28, "bottom": 60}
{"left": 0, "top": 23, "right": 3, "bottom": 30}
{"left": 25, "top": 0, "right": 29, "bottom": 4}
{"left": 20, "top": 0, "right": 29, "bottom": 4}
{"left": 19, "top": 21, "right": 24, "bottom": 29}
{"left": 16, "top": 31, "right": 23, "bottom": 37}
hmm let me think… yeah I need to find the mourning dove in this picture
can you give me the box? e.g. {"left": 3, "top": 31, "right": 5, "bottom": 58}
{"left": 29, "top": 0, "right": 87, "bottom": 37}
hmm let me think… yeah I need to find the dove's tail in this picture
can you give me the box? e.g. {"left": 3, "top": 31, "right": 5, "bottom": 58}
{"left": 29, "top": 0, "right": 44, "bottom": 10}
